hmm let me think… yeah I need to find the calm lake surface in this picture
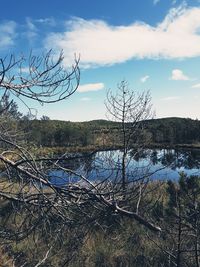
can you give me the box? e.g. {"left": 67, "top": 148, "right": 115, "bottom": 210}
{"left": 50, "top": 148, "right": 200, "bottom": 185}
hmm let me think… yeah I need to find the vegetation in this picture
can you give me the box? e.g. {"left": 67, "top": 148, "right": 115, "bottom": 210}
{"left": 16, "top": 117, "right": 200, "bottom": 150}
{"left": 0, "top": 51, "right": 199, "bottom": 267}
{"left": 2, "top": 93, "right": 200, "bottom": 150}
{"left": 1, "top": 175, "right": 200, "bottom": 266}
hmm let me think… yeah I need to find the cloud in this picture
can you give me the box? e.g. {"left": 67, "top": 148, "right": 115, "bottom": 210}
{"left": 25, "top": 17, "right": 38, "bottom": 41}
{"left": 171, "top": 69, "right": 189, "bottom": 80}
{"left": 26, "top": 17, "right": 37, "bottom": 31}
{"left": 24, "top": 17, "right": 56, "bottom": 43}
{"left": 80, "top": 97, "right": 91, "bottom": 101}
{"left": 44, "top": 4, "right": 200, "bottom": 68}
{"left": 20, "top": 67, "right": 30, "bottom": 73}
{"left": 192, "top": 83, "right": 200, "bottom": 88}
{"left": 140, "top": 75, "right": 150, "bottom": 83}
{"left": 161, "top": 96, "right": 180, "bottom": 101}
{"left": 153, "top": 0, "right": 160, "bottom": 5}
{"left": 154, "top": 0, "right": 176, "bottom": 5}
{"left": 0, "top": 21, "right": 16, "bottom": 49}
{"left": 35, "top": 18, "right": 56, "bottom": 26}
{"left": 77, "top": 83, "right": 104, "bottom": 93}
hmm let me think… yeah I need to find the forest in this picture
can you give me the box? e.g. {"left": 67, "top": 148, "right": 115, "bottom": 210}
{"left": 17, "top": 117, "right": 200, "bottom": 148}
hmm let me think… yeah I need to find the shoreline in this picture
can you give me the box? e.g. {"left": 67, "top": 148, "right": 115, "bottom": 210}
{"left": 32, "top": 143, "right": 200, "bottom": 156}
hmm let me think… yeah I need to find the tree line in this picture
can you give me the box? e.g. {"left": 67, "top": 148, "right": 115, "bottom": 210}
{"left": 17, "top": 117, "right": 200, "bottom": 147}
{"left": 2, "top": 93, "right": 200, "bottom": 148}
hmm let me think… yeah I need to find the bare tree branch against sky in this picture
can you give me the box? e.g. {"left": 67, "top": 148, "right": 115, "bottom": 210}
{"left": 0, "top": 0, "right": 199, "bottom": 121}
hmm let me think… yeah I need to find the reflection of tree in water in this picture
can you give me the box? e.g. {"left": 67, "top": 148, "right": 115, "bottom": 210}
{"left": 85, "top": 149, "right": 152, "bottom": 183}
{"left": 160, "top": 149, "right": 200, "bottom": 170}
{"left": 150, "top": 150, "right": 159, "bottom": 165}
{"left": 160, "top": 150, "right": 175, "bottom": 168}
{"left": 91, "top": 150, "right": 124, "bottom": 182}
{"left": 59, "top": 151, "right": 115, "bottom": 181}
{"left": 62, "top": 152, "right": 96, "bottom": 173}
{"left": 50, "top": 148, "right": 200, "bottom": 185}
{"left": 129, "top": 148, "right": 151, "bottom": 162}
{"left": 49, "top": 152, "right": 96, "bottom": 185}
{"left": 130, "top": 148, "right": 200, "bottom": 170}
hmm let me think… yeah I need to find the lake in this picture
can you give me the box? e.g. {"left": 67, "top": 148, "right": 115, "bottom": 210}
{"left": 49, "top": 148, "right": 200, "bottom": 186}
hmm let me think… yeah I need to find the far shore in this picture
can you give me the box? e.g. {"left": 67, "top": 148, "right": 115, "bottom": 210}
{"left": 30, "top": 142, "right": 200, "bottom": 157}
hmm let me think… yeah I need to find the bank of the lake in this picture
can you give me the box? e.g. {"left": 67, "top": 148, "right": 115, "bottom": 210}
{"left": 31, "top": 142, "right": 200, "bottom": 158}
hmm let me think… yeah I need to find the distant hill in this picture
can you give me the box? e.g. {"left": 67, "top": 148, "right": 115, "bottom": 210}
{"left": 19, "top": 117, "right": 200, "bottom": 147}
{"left": 143, "top": 117, "right": 200, "bottom": 144}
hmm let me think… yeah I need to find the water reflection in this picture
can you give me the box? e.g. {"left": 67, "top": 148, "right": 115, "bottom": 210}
{"left": 49, "top": 148, "right": 200, "bottom": 185}
{"left": 130, "top": 148, "right": 200, "bottom": 170}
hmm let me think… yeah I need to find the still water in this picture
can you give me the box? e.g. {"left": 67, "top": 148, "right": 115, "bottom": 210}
{"left": 49, "top": 148, "right": 200, "bottom": 185}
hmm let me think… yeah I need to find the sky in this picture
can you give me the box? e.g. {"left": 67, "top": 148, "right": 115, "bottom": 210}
{"left": 1, "top": 0, "right": 200, "bottom": 121}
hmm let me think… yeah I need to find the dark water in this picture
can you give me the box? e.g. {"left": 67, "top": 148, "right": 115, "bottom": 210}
{"left": 49, "top": 148, "right": 200, "bottom": 186}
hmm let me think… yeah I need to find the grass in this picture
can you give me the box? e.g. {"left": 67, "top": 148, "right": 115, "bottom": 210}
{"left": 0, "top": 179, "right": 168, "bottom": 266}
{"left": 0, "top": 246, "right": 13, "bottom": 267}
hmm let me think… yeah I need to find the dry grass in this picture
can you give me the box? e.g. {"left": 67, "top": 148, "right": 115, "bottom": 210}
{"left": 0, "top": 246, "right": 13, "bottom": 267}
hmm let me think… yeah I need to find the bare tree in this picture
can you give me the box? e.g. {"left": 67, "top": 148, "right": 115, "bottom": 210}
{"left": 105, "top": 80, "right": 154, "bottom": 196}
{"left": 0, "top": 50, "right": 80, "bottom": 264}
{"left": 0, "top": 62, "right": 161, "bottom": 265}
{"left": 0, "top": 50, "right": 80, "bottom": 105}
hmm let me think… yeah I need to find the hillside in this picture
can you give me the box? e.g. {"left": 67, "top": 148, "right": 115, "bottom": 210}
{"left": 18, "top": 117, "right": 200, "bottom": 148}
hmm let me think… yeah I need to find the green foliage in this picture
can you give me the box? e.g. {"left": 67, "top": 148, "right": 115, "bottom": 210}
{"left": 159, "top": 175, "right": 200, "bottom": 266}
{"left": 17, "top": 117, "right": 200, "bottom": 149}
{"left": 0, "top": 93, "right": 22, "bottom": 120}
{"left": 145, "top": 117, "right": 200, "bottom": 144}
{"left": 0, "top": 95, "right": 200, "bottom": 149}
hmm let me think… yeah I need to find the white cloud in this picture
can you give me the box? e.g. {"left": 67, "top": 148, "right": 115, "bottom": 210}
{"left": 161, "top": 96, "right": 180, "bottom": 101}
{"left": 77, "top": 83, "right": 104, "bottom": 93}
{"left": 171, "top": 69, "right": 189, "bottom": 80}
{"left": 25, "top": 17, "right": 38, "bottom": 41}
{"left": 192, "top": 83, "right": 200, "bottom": 88}
{"left": 20, "top": 67, "right": 30, "bottom": 73}
{"left": 26, "top": 17, "right": 37, "bottom": 31}
{"left": 153, "top": 0, "right": 160, "bottom": 5}
{"left": 0, "top": 21, "right": 16, "bottom": 49}
{"left": 140, "top": 75, "right": 150, "bottom": 83}
{"left": 80, "top": 97, "right": 91, "bottom": 101}
{"left": 35, "top": 18, "right": 56, "bottom": 26}
{"left": 45, "top": 4, "right": 200, "bottom": 68}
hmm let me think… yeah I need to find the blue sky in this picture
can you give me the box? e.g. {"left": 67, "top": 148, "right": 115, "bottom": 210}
{"left": 1, "top": 0, "right": 200, "bottom": 121}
